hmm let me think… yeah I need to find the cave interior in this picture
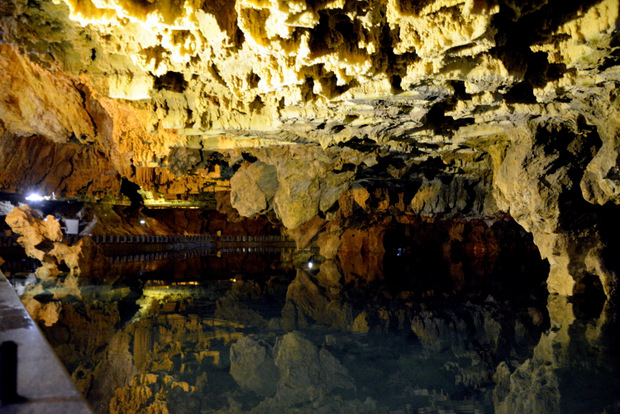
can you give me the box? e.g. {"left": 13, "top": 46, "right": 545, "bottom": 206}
{"left": 1, "top": 0, "right": 620, "bottom": 413}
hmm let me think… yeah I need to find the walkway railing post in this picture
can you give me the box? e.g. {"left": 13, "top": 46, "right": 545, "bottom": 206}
{"left": 0, "top": 341, "right": 25, "bottom": 404}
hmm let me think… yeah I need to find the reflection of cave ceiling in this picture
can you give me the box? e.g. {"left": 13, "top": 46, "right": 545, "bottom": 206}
{"left": 1, "top": 0, "right": 620, "bottom": 297}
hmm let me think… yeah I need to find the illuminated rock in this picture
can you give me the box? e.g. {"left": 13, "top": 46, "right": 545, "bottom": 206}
{"left": 230, "top": 161, "right": 278, "bottom": 217}
{"left": 5, "top": 206, "right": 63, "bottom": 262}
{"left": 0, "top": 44, "right": 95, "bottom": 143}
{"left": 0, "top": 0, "right": 619, "bottom": 298}
{"left": 494, "top": 118, "right": 615, "bottom": 296}
{"left": 5, "top": 206, "right": 108, "bottom": 279}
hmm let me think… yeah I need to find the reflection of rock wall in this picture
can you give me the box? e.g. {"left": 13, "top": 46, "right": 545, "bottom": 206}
{"left": 38, "top": 263, "right": 553, "bottom": 414}
{"left": 283, "top": 269, "right": 354, "bottom": 331}
{"left": 286, "top": 196, "right": 548, "bottom": 301}
{"left": 494, "top": 296, "right": 620, "bottom": 414}
{"left": 230, "top": 331, "right": 354, "bottom": 409}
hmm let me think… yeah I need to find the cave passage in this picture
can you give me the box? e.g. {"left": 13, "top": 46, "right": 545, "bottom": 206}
{"left": 382, "top": 219, "right": 550, "bottom": 303}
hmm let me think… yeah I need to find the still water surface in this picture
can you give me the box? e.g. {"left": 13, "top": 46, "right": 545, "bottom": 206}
{"left": 11, "top": 243, "right": 620, "bottom": 414}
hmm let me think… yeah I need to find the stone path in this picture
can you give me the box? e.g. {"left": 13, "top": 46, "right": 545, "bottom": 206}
{"left": 0, "top": 272, "right": 92, "bottom": 413}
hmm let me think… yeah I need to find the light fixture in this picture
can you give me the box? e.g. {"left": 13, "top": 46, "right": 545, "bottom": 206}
{"left": 308, "top": 261, "right": 314, "bottom": 269}
{"left": 25, "top": 193, "right": 45, "bottom": 202}
{"left": 140, "top": 219, "right": 146, "bottom": 225}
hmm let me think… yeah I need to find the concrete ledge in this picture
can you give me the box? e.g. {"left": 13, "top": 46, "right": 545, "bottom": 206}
{"left": 0, "top": 272, "right": 92, "bottom": 413}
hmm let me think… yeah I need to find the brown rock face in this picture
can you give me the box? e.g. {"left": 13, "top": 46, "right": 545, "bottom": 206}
{"left": 5, "top": 206, "right": 108, "bottom": 279}
{"left": 0, "top": 43, "right": 95, "bottom": 143}
{"left": 0, "top": 134, "right": 120, "bottom": 199}
{"left": 1, "top": 0, "right": 619, "bottom": 298}
{"left": 230, "top": 161, "right": 278, "bottom": 217}
{"left": 495, "top": 118, "right": 617, "bottom": 296}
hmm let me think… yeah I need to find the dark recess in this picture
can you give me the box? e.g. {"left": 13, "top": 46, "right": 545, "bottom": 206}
{"left": 120, "top": 178, "right": 144, "bottom": 212}
{"left": 154, "top": 71, "right": 188, "bottom": 93}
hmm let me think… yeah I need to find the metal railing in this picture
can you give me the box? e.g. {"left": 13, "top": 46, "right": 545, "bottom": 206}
{"left": 0, "top": 234, "right": 293, "bottom": 246}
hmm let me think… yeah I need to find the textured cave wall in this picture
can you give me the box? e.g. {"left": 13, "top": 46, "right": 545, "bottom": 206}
{"left": 1, "top": 0, "right": 620, "bottom": 297}
{"left": 2, "top": 0, "right": 618, "bottom": 148}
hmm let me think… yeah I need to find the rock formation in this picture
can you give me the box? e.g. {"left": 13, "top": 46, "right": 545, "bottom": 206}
{"left": 5, "top": 205, "right": 107, "bottom": 280}
{"left": 1, "top": 0, "right": 619, "bottom": 297}
{"left": 3, "top": 5, "right": 620, "bottom": 412}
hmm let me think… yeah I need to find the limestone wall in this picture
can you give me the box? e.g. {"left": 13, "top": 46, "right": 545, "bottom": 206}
{"left": 1, "top": 0, "right": 619, "bottom": 297}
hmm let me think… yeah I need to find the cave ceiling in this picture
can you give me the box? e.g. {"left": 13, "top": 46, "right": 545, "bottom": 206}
{"left": 0, "top": 0, "right": 617, "bottom": 189}
{"left": 1, "top": 0, "right": 620, "bottom": 296}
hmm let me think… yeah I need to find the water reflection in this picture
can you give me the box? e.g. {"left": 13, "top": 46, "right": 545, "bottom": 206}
{"left": 495, "top": 297, "right": 620, "bottom": 414}
{"left": 10, "top": 234, "right": 620, "bottom": 414}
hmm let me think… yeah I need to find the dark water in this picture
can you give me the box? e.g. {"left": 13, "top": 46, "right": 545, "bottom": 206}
{"left": 8, "top": 225, "right": 620, "bottom": 414}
